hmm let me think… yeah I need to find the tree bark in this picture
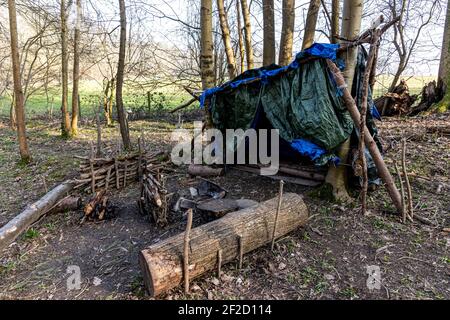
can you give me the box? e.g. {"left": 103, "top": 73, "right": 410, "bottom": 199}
{"left": 279, "top": 0, "right": 295, "bottom": 66}
{"left": 262, "top": 0, "right": 275, "bottom": 66}
{"left": 437, "top": 0, "right": 450, "bottom": 110}
{"left": 139, "top": 193, "right": 309, "bottom": 297}
{"left": 70, "top": 0, "right": 81, "bottom": 137}
{"left": 326, "top": 59, "right": 403, "bottom": 214}
{"left": 216, "top": 0, "right": 237, "bottom": 79}
{"left": 60, "top": 0, "right": 71, "bottom": 137}
{"left": 302, "top": 0, "right": 321, "bottom": 50}
{"left": 240, "top": 0, "right": 254, "bottom": 69}
{"left": 236, "top": 0, "right": 245, "bottom": 73}
{"left": 7, "top": 0, "right": 31, "bottom": 163}
{"left": 325, "top": 0, "right": 363, "bottom": 202}
{"left": 331, "top": 0, "right": 340, "bottom": 44}
{"left": 201, "top": 0, "right": 215, "bottom": 126}
{"left": 116, "top": 0, "right": 131, "bottom": 149}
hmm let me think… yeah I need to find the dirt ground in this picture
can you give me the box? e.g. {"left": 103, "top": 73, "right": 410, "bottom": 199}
{"left": 0, "top": 112, "right": 449, "bottom": 300}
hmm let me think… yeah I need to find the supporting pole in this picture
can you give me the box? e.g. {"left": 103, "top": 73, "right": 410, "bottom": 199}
{"left": 326, "top": 59, "right": 403, "bottom": 214}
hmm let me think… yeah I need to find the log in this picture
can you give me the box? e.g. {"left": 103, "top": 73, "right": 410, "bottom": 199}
{"left": 188, "top": 164, "right": 224, "bottom": 177}
{"left": 326, "top": 59, "right": 403, "bottom": 214}
{"left": 46, "top": 196, "right": 82, "bottom": 215}
{"left": 139, "top": 192, "right": 309, "bottom": 296}
{"left": 0, "top": 180, "right": 75, "bottom": 252}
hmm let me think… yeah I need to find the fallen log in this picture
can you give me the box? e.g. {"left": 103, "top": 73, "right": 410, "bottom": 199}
{"left": 188, "top": 164, "right": 224, "bottom": 177}
{"left": 0, "top": 180, "right": 75, "bottom": 252}
{"left": 139, "top": 192, "right": 309, "bottom": 296}
{"left": 46, "top": 196, "right": 82, "bottom": 215}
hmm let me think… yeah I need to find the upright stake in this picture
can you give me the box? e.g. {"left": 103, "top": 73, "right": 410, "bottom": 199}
{"left": 95, "top": 105, "right": 102, "bottom": 157}
{"left": 90, "top": 141, "right": 95, "bottom": 194}
{"left": 217, "top": 249, "right": 222, "bottom": 278}
{"left": 271, "top": 180, "right": 284, "bottom": 251}
{"left": 401, "top": 139, "right": 413, "bottom": 220}
{"left": 183, "top": 208, "right": 193, "bottom": 294}
{"left": 238, "top": 235, "right": 244, "bottom": 269}
{"left": 394, "top": 160, "right": 406, "bottom": 223}
{"left": 114, "top": 158, "right": 120, "bottom": 189}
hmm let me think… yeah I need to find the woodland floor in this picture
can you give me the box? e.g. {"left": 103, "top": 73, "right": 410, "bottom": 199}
{"left": 0, "top": 112, "right": 449, "bottom": 300}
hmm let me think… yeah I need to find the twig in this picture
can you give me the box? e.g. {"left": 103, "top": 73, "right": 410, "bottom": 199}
{"left": 90, "top": 142, "right": 95, "bottom": 194}
{"left": 271, "top": 180, "right": 285, "bottom": 251}
{"left": 183, "top": 209, "right": 193, "bottom": 294}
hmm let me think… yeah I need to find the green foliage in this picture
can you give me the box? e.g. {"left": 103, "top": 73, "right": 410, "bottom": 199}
{"left": 23, "top": 228, "right": 40, "bottom": 240}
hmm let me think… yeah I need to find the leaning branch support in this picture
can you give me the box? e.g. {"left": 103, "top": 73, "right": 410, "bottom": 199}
{"left": 139, "top": 193, "right": 309, "bottom": 297}
{"left": 0, "top": 180, "right": 75, "bottom": 252}
{"left": 326, "top": 59, "right": 403, "bottom": 214}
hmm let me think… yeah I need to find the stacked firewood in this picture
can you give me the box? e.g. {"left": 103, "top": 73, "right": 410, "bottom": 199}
{"left": 138, "top": 170, "right": 171, "bottom": 226}
{"left": 82, "top": 190, "right": 118, "bottom": 222}
{"left": 74, "top": 151, "right": 170, "bottom": 193}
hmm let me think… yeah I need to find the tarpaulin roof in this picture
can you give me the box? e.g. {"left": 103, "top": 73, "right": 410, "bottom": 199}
{"left": 200, "top": 43, "right": 381, "bottom": 168}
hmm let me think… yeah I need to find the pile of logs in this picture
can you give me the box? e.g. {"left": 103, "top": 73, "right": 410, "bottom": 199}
{"left": 138, "top": 171, "right": 171, "bottom": 226}
{"left": 82, "top": 190, "right": 117, "bottom": 222}
{"left": 75, "top": 150, "right": 170, "bottom": 193}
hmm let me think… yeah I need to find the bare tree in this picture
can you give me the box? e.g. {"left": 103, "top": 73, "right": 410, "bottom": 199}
{"left": 279, "top": 0, "right": 295, "bottom": 66}
{"left": 116, "top": 0, "right": 131, "bottom": 149}
{"left": 331, "top": 0, "right": 340, "bottom": 44}
{"left": 302, "top": 0, "right": 321, "bottom": 50}
{"left": 236, "top": 0, "right": 245, "bottom": 73}
{"left": 60, "top": 0, "right": 71, "bottom": 137}
{"left": 325, "top": 0, "right": 363, "bottom": 202}
{"left": 437, "top": 0, "right": 449, "bottom": 108}
{"left": 217, "top": 0, "right": 237, "bottom": 79}
{"left": 262, "top": 0, "right": 275, "bottom": 65}
{"left": 8, "top": 0, "right": 31, "bottom": 163}
{"left": 71, "top": 0, "right": 82, "bottom": 137}
{"left": 240, "top": 0, "right": 254, "bottom": 69}
{"left": 201, "top": 0, "right": 215, "bottom": 125}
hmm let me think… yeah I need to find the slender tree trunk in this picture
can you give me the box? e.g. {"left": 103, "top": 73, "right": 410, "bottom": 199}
{"left": 236, "top": 0, "right": 245, "bottom": 73}
{"left": 60, "top": 0, "right": 71, "bottom": 137}
{"left": 240, "top": 0, "right": 254, "bottom": 69}
{"left": 438, "top": 0, "right": 450, "bottom": 109}
{"left": 116, "top": 0, "right": 131, "bottom": 149}
{"left": 278, "top": 0, "right": 295, "bottom": 66}
{"left": 200, "top": 0, "right": 215, "bottom": 126}
{"left": 70, "top": 0, "right": 81, "bottom": 137}
{"left": 8, "top": 0, "right": 31, "bottom": 163}
{"left": 331, "top": 0, "right": 340, "bottom": 44}
{"left": 9, "top": 93, "right": 16, "bottom": 129}
{"left": 262, "top": 0, "right": 275, "bottom": 66}
{"left": 302, "top": 0, "right": 321, "bottom": 50}
{"left": 217, "top": 0, "right": 237, "bottom": 79}
{"left": 325, "top": 0, "right": 363, "bottom": 202}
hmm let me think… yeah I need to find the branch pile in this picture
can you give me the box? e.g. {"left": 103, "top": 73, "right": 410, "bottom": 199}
{"left": 138, "top": 170, "right": 171, "bottom": 226}
{"left": 74, "top": 151, "right": 170, "bottom": 193}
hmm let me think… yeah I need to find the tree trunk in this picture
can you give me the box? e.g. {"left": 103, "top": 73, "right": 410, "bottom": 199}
{"left": 216, "top": 0, "right": 237, "bottom": 79}
{"left": 70, "top": 0, "right": 81, "bottom": 137}
{"left": 60, "top": 0, "right": 71, "bottom": 137}
{"left": 331, "top": 0, "right": 340, "bottom": 44}
{"left": 437, "top": 0, "right": 450, "bottom": 110}
{"left": 139, "top": 193, "right": 309, "bottom": 297}
{"left": 262, "top": 0, "right": 275, "bottom": 66}
{"left": 116, "top": 0, "right": 131, "bottom": 149}
{"left": 200, "top": 0, "right": 215, "bottom": 126}
{"left": 240, "top": 0, "right": 254, "bottom": 69}
{"left": 278, "top": 0, "right": 295, "bottom": 66}
{"left": 302, "top": 0, "right": 321, "bottom": 50}
{"left": 236, "top": 0, "right": 245, "bottom": 73}
{"left": 7, "top": 0, "right": 31, "bottom": 163}
{"left": 325, "top": 0, "right": 363, "bottom": 202}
